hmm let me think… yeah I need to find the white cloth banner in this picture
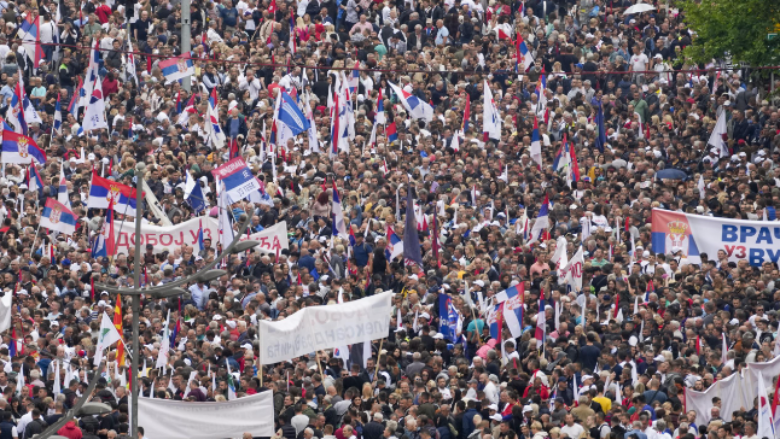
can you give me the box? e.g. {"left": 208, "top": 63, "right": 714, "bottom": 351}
{"left": 113, "top": 217, "right": 288, "bottom": 256}
{"left": 652, "top": 209, "right": 780, "bottom": 266}
{"left": 0, "top": 292, "right": 11, "bottom": 333}
{"left": 138, "top": 390, "right": 274, "bottom": 439}
{"left": 685, "top": 355, "right": 780, "bottom": 425}
{"left": 258, "top": 291, "right": 393, "bottom": 364}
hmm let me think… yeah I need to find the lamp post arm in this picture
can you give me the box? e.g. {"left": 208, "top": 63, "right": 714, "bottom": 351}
{"left": 36, "top": 361, "right": 106, "bottom": 439}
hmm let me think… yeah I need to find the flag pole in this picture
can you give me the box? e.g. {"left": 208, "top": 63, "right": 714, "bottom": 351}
{"left": 372, "top": 338, "right": 383, "bottom": 385}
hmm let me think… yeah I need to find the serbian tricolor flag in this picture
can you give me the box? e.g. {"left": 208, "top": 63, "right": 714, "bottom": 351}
{"left": 386, "top": 122, "right": 398, "bottom": 143}
{"left": 349, "top": 226, "right": 356, "bottom": 247}
{"left": 27, "top": 164, "right": 44, "bottom": 194}
{"left": 568, "top": 135, "right": 580, "bottom": 181}
{"left": 69, "top": 76, "right": 82, "bottom": 118}
{"left": 645, "top": 280, "right": 654, "bottom": 302}
{"left": 535, "top": 298, "right": 546, "bottom": 349}
{"left": 19, "top": 14, "right": 44, "bottom": 69}
{"left": 375, "top": 88, "right": 386, "bottom": 124}
{"left": 1, "top": 130, "right": 46, "bottom": 165}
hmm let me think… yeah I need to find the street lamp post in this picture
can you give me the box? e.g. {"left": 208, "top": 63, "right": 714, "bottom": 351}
{"left": 93, "top": 162, "right": 257, "bottom": 437}
{"left": 131, "top": 163, "right": 144, "bottom": 439}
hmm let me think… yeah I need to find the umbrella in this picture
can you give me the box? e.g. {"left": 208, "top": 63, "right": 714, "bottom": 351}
{"left": 623, "top": 3, "right": 656, "bottom": 15}
{"left": 655, "top": 169, "right": 688, "bottom": 180}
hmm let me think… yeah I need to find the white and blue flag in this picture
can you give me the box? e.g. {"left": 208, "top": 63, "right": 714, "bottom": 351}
{"left": 277, "top": 91, "right": 310, "bottom": 136}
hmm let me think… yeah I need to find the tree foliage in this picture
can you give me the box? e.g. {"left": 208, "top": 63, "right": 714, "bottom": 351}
{"left": 681, "top": 0, "right": 780, "bottom": 68}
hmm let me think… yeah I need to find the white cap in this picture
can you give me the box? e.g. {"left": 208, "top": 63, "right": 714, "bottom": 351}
{"left": 474, "top": 280, "right": 485, "bottom": 287}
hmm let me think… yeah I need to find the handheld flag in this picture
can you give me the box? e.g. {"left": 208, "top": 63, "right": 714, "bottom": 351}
{"left": 40, "top": 199, "right": 78, "bottom": 235}
{"left": 160, "top": 55, "right": 195, "bottom": 84}
{"left": 1, "top": 130, "right": 46, "bottom": 164}
{"left": 94, "top": 312, "right": 122, "bottom": 366}
{"left": 387, "top": 81, "right": 434, "bottom": 122}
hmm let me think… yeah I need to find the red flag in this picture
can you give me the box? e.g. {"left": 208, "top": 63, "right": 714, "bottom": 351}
{"left": 568, "top": 134, "right": 580, "bottom": 181}
{"left": 695, "top": 335, "right": 701, "bottom": 355}
{"left": 90, "top": 276, "right": 95, "bottom": 300}
{"left": 613, "top": 294, "right": 619, "bottom": 318}
{"left": 625, "top": 216, "right": 630, "bottom": 232}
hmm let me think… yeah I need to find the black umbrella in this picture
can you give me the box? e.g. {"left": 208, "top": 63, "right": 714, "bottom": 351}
{"left": 655, "top": 169, "right": 688, "bottom": 181}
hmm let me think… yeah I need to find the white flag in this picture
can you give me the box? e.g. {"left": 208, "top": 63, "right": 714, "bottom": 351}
{"left": 707, "top": 107, "right": 729, "bottom": 157}
{"left": 16, "top": 363, "right": 23, "bottom": 396}
{"left": 156, "top": 310, "right": 171, "bottom": 369}
{"left": 0, "top": 292, "right": 11, "bottom": 334}
{"left": 757, "top": 371, "right": 776, "bottom": 439}
{"left": 94, "top": 312, "right": 122, "bottom": 367}
{"left": 226, "top": 361, "right": 237, "bottom": 400}
{"left": 52, "top": 360, "right": 61, "bottom": 394}
{"left": 563, "top": 246, "right": 584, "bottom": 293}
{"left": 698, "top": 174, "right": 706, "bottom": 200}
{"left": 482, "top": 80, "right": 501, "bottom": 141}
{"left": 82, "top": 78, "right": 108, "bottom": 132}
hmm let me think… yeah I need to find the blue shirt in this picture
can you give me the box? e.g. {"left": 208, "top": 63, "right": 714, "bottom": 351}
{"left": 353, "top": 242, "right": 372, "bottom": 267}
{"left": 219, "top": 7, "right": 239, "bottom": 27}
{"left": 435, "top": 26, "right": 449, "bottom": 45}
{"left": 189, "top": 283, "right": 208, "bottom": 310}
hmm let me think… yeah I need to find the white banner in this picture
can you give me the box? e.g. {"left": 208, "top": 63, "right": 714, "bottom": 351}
{"left": 0, "top": 293, "right": 11, "bottom": 333}
{"left": 113, "top": 217, "right": 288, "bottom": 256}
{"left": 258, "top": 291, "right": 394, "bottom": 364}
{"left": 652, "top": 209, "right": 780, "bottom": 266}
{"left": 138, "top": 390, "right": 274, "bottom": 439}
{"left": 685, "top": 355, "right": 780, "bottom": 425}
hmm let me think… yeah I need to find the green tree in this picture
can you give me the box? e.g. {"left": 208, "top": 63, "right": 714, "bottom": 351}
{"left": 681, "top": 0, "right": 780, "bottom": 68}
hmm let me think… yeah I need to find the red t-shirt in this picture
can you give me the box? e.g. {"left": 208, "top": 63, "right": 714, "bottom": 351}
{"left": 96, "top": 4, "right": 112, "bottom": 24}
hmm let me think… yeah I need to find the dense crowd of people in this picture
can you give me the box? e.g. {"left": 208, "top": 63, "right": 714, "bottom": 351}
{"left": 0, "top": 0, "right": 776, "bottom": 437}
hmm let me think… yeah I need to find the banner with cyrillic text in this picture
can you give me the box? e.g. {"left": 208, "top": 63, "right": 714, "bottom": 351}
{"left": 113, "top": 217, "right": 288, "bottom": 256}
{"left": 257, "top": 291, "right": 393, "bottom": 364}
{"left": 651, "top": 209, "right": 780, "bottom": 266}
{"left": 138, "top": 390, "right": 274, "bottom": 439}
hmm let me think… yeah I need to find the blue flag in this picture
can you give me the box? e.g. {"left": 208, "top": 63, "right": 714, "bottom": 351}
{"left": 185, "top": 171, "right": 206, "bottom": 214}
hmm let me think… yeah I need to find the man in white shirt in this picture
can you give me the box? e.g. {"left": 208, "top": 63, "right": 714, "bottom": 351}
{"left": 630, "top": 45, "right": 649, "bottom": 85}
{"left": 561, "top": 414, "right": 585, "bottom": 439}
{"left": 480, "top": 373, "right": 499, "bottom": 405}
{"left": 239, "top": 69, "right": 262, "bottom": 101}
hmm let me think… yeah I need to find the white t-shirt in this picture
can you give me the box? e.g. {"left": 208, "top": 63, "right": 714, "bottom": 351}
{"left": 630, "top": 53, "right": 649, "bottom": 72}
{"left": 591, "top": 214, "right": 608, "bottom": 229}
{"left": 39, "top": 20, "right": 56, "bottom": 43}
{"left": 561, "top": 423, "right": 585, "bottom": 439}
